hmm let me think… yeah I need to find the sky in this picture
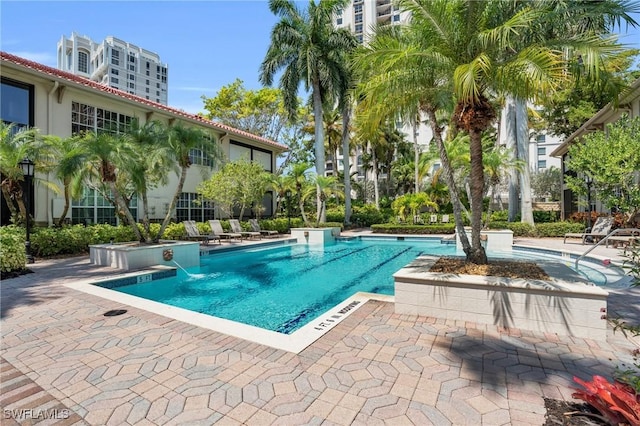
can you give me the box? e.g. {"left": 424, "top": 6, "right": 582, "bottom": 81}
{"left": 1, "top": 1, "right": 280, "bottom": 114}
{"left": 1, "top": 1, "right": 640, "bottom": 115}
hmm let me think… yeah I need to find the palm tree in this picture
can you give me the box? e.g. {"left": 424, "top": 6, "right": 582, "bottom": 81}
{"left": 123, "top": 120, "right": 171, "bottom": 240}
{"left": 303, "top": 175, "right": 344, "bottom": 226}
{"left": 260, "top": 0, "right": 357, "bottom": 223}
{"left": 285, "top": 162, "right": 313, "bottom": 226}
{"left": 78, "top": 131, "right": 142, "bottom": 241}
{"left": 157, "top": 122, "right": 221, "bottom": 241}
{"left": 0, "top": 123, "right": 41, "bottom": 223}
{"left": 41, "top": 135, "right": 85, "bottom": 226}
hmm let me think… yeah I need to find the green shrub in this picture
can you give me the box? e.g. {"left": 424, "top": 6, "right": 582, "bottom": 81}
{"left": 352, "top": 204, "right": 389, "bottom": 226}
{"left": 370, "top": 223, "right": 456, "bottom": 234}
{"left": 533, "top": 211, "right": 559, "bottom": 223}
{"left": 325, "top": 207, "right": 345, "bottom": 223}
{"left": 0, "top": 226, "right": 26, "bottom": 272}
{"left": 487, "top": 221, "right": 537, "bottom": 237}
{"left": 490, "top": 210, "right": 510, "bottom": 222}
{"left": 318, "top": 222, "right": 344, "bottom": 230}
{"left": 535, "top": 221, "right": 585, "bottom": 237}
{"left": 31, "top": 225, "right": 95, "bottom": 257}
{"left": 259, "top": 218, "right": 304, "bottom": 233}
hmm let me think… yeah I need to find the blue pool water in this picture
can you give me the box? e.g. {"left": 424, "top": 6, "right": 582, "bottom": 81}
{"left": 113, "top": 238, "right": 621, "bottom": 334}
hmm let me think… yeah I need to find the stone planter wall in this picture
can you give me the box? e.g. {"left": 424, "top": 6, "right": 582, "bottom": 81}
{"left": 89, "top": 240, "right": 200, "bottom": 271}
{"left": 394, "top": 256, "right": 609, "bottom": 340}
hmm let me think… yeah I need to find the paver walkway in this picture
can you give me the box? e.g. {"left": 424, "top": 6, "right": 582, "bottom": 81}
{"left": 1, "top": 238, "right": 639, "bottom": 425}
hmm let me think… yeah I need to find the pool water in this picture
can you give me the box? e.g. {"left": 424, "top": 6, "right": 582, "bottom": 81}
{"left": 116, "top": 239, "right": 454, "bottom": 334}
{"left": 113, "top": 238, "right": 620, "bottom": 334}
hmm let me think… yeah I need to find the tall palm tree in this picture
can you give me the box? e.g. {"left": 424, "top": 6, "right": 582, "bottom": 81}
{"left": 157, "top": 123, "right": 221, "bottom": 241}
{"left": 303, "top": 174, "right": 344, "bottom": 226}
{"left": 260, "top": 0, "right": 357, "bottom": 223}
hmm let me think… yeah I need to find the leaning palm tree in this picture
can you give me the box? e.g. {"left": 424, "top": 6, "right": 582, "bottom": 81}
{"left": 157, "top": 122, "right": 221, "bottom": 241}
{"left": 260, "top": 0, "right": 357, "bottom": 223}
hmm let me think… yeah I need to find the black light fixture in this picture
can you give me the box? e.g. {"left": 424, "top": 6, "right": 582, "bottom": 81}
{"left": 286, "top": 190, "right": 292, "bottom": 233}
{"left": 19, "top": 158, "right": 35, "bottom": 264}
{"left": 584, "top": 174, "right": 593, "bottom": 231}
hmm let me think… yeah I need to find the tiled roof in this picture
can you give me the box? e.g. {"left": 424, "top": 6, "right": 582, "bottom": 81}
{"left": 0, "top": 51, "right": 288, "bottom": 151}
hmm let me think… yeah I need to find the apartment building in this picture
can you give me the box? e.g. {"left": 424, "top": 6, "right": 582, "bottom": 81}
{"left": 1, "top": 52, "right": 287, "bottom": 226}
{"left": 57, "top": 32, "right": 169, "bottom": 105}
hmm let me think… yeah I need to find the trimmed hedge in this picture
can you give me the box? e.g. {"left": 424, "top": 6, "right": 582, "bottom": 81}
{"left": 486, "top": 221, "right": 537, "bottom": 237}
{"left": 0, "top": 225, "right": 26, "bottom": 273}
{"left": 370, "top": 223, "right": 456, "bottom": 234}
{"left": 535, "top": 222, "right": 585, "bottom": 237}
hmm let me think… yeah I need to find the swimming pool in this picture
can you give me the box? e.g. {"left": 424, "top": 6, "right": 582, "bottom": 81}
{"left": 108, "top": 237, "right": 622, "bottom": 335}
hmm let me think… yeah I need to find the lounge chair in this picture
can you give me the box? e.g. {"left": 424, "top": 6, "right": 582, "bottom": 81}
{"left": 229, "top": 219, "right": 261, "bottom": 240}
{"left": 182, "top": 220, "right": 220, "bottom": 245}
{"left": 208, "top": 220, "right": 242, "bottom": 241}
{"left": 249, "top": 219, "right": 278, "bottom": 237}
{"left": 430, "top": 214, "right": 438, "bottom": 224}
{"left": 564, "top": 216, "right": 614, "bottom": 244}
{"left": 441, "top": 214, "right": 450, "bottom": 223}
{"left": 605, "top": 229, "right": 640, "bottom": 249}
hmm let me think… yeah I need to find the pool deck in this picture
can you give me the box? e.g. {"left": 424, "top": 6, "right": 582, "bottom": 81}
{"left": 1, "top": 235, "right": 639, "bottom": 425}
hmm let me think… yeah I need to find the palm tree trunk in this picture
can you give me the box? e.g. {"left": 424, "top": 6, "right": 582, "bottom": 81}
{"left": 502, "top": 97, "right": 520, "bottom": 222}
{"left": 425, "top": 108, "right": 471, "bottom": 254}
{"left": 57, "top": 179, "right": 71, "bottom": 227}
{"left": 141, "top": 191, "right": 151, "bottom": 241}
{"left": 298, "top": 191, "right": 309, "bottom": 226}
{"left": 468, "top": 129, "right": 488, "bottom": 264}
{"left": 413, "top": 119, "right": 419, "bottom": 194}
{"left": 369, "top": 142, "right": 380, "bottom": 210}
{"left": 1, "top": 184, "right": 18, "bottom": 219}
{"left": 342, "top": 104, "right": 352, "bottom": 225}
{"left": 109, "top": 181, "right": 143, "bottom": 242}
{"left": 157, "top": 165, "right": 188, "bottom": 241}
{"left": 312, "top": 80, "right": 326, "bottom": 223}
{"left": 515, "top": 98, "right": 534, "bottom": 225}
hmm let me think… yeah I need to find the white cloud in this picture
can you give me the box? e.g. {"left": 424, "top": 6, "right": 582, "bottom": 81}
{"left": 10, "top": 51, "right": 57, "bottom": 67}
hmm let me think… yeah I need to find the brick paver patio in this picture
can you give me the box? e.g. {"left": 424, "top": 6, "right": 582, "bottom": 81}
{"left": 1, "top": 238, "right": 639, "bottom": 425}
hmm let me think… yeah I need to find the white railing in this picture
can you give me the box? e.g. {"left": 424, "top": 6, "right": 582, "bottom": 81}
{"left": 575, "top": 227, "right": 640, "bottom": 270}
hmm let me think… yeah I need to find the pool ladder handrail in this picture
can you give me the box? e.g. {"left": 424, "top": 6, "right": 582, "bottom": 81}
{"left": 574, "top": 227, "right": 640, "bottom": 270}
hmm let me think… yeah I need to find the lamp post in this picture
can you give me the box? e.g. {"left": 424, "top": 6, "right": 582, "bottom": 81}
{"left": 19, "top": 158, "right": 35, "bottom": 264}
{"left": 286, "top": 190, "right": 292, "bottom": 233}
{"left": 585, "top": 174, "right": 593, "bottom": 231}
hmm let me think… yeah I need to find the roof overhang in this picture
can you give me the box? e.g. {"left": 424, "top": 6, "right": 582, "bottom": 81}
{"left": 550, "top": 77, "right": 640, "bottom": 158}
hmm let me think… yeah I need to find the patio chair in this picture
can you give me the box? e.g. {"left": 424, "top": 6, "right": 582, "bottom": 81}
{"left": 208, "top": 220, "right": 242, "bottom": 241}
{"left": 229, "top": 219, "right": 261, "bottom": 240}
{"left": 182, "top": 220, "right": 220, "bottom": 245}
{"left": 430, "top": 214, "right": 438, "bottom": 224}
{"left": 441, "top": 214, "right": 450, "bottom": 223}
{"left": 249, "top": 219, "right": 278, "bottom": 237}
{"left": 563, "top": 216, "right": 614, "bottom": 244}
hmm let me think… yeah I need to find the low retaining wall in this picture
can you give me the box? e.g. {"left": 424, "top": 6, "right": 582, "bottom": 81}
{"left": 290, "top": 227, "right": 340, "bottom": 244}
{"left": 89, "top": 240, "right": 200, "bottom": 271}
{"left": 394, "top": 256, "right": 609, "bottom": 340}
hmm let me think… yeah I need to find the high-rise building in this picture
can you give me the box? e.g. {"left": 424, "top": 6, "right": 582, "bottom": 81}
{"left": 57, "top": 32, "right": 168, "bottom": 105}
{"left": 334, "top": 0, "right": 409, "bottom": 45}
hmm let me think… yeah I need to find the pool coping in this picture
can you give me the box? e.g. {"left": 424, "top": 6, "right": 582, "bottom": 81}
{"left": 64, "top": 236, "right": 629, "bottom": 353}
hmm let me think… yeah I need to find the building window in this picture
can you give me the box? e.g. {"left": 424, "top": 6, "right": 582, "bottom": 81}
{"left": 536, "top": 134, "right": 546, "bottom": 144}
{"left": 354, "top": 4, "right": 362, "bottom": 13}
{"left": 129, "top": 82, "right": 135, "bottom": 89}
{"left": 111, "top": 69, "right": 119, "bottom": 75}
{"left": 72, "top": 188, "right": 137, "bottom": 226}
{"left": 128, "top": 54, "right": 135, "bottom": 63}
{"left": 111, "top": 77, "right": 119, "bottom": 84}
{"left": 111, "top": 49, "right": 119, "bottom": 66}
{"left": 357, "top": 34, "right": 363, "bottom": 43}
{"left": 355, "top": 13, "right": 363, "bottom": 23}
{"left": 538, "top": 147, "right": 546, "bottom": 156}
{"left": 146, "top": 79, "right": 149, "bottom": 85}
{"left": 1, "top": 77, "right": 34, "bottom": 130}
{"left": 156, "top": 98, "right": 160, "bottom": 103}
{"left": 393, "top": 14, "right": 400, "bottom": 21}
{"left": 78, "top": 51, "right": 88, "bottom": 73}
{"left": 538, "top": 160, "right": 547, "bottom": 169}
{"left": 189, "top": 142, "right": 216, "bottom": 167}
{"left": 336, "top": 17, "right": 342, "bottom": 25}
{"left": 129, "top": 74, "right": 135, "bottom": 80}
{"left": 156, "top": 82, "right": 160, "bottom": 88}
{"left": 355, "top": 24, "right": 363, "bottom": 33}
{"left": 176, "top": 192, "right": 215, "bottom": 222}
{"left": 72, "top": 102, "right": 132, "bottom": 134}
{"left": 146, "top": 70, "right": 150, "bottom": 76}
{"left": 229, "top": 141, "right": 272, "bottom": 172}
{"left": 128, "top": 64, "right": 135, "bottom": 71}
{"left": 146, "top": 61, "right": 150, "bottom": 69}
